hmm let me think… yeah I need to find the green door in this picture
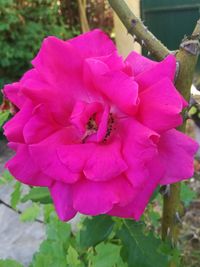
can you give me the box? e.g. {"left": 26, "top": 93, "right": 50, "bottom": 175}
{"left": 141, "top": 0, "right": 200, "bottom": 73}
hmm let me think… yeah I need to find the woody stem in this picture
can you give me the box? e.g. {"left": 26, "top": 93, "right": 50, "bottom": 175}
{"left": 108, "top": 0, "right": 169, "bottom": 60}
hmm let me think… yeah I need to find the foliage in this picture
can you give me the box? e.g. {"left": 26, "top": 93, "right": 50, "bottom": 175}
{"left": 0, "top": 0, "right": 79, "bottom": 97}
{"left": 180, "top": 182, "right": 197, "bottom": 207}
{"left": 79, "top": 215, "right": 115, "bottom": 248}
{"left": 0, "top": 110, "right": 10, "bottom": 129}
{"left": 22, "top": 187, "right": 52, "bottom": 204}
{"left": 0, "top": 259, "right": 23, "bottom": 267}
{"left": 118, "top": 220, "right": 168, "bottom": 267}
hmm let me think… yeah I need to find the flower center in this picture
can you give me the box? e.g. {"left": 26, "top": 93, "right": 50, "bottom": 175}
{"left": 82, "top": 112, "right": 115, "bottom": 144}
{"left": 87, "top": 115, "right": 98, "bottom": 131}
{"left": 103, "top": 113, "right": 114, "bottom": 142}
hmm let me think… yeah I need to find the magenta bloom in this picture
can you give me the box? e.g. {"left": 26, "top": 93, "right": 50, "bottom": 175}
{"left": 3, "top": 30, "right": 198, "bottom": 221}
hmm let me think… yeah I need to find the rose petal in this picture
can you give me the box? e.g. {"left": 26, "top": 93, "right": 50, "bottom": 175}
{"left": 135, "top": 54, "right": 176, "bottom": 91}
{"left": 119, "top": 117, "right": 159, "bottom": 187}
{"left": 3, "top": 82, "right": 25, "bottom": 108}
{"left": 30, "top": 128, "right": 81, "bottom": 183}
{"left": 32, "top": 36, "right": 83, "bottom": 84}
{"left": 3, "top": 101, "right": 33, "bottom": 143}
{"left": 138, "top": 78, "right": 186, "bottom": 133}
{"left": 125, "top": 51, "right": 157, "bottom": 76}
{"left": 68, "top": 29, "right": 116, "bottom": 58}
{"left": 85, "top": 58, "right": 139, "bottom": 115}
{"left": 108, "top": 157, "right": 164, "bottom": 220}
{"left": 72, "top": 176, "right": 134, "bottom": 215}
{"left": 58, "top": 143, "right": 95, "bottom": 173}
{"left": 6, "top": 143, "right": 53, "bottom": 187}
{"left": 23, "top": 104, "right": 60, "bottom": 144}
{"left": 83, "top": 138, "right": 128, "bottom": 181}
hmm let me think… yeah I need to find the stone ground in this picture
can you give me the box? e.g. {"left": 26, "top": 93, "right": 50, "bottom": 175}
{"left": 0, "top": 140, "right": 45, "bottom": 267}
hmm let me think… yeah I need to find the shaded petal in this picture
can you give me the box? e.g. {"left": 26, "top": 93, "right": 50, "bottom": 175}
{"left": 159, "top": 129, "right": 198, "bottom": 185}
{"left": 72, "top": 176, "right": 134, "bottom": 215}
{"left": 49, "top": 181, "right": 76, "bottom": 221}
{"left": 125, "top": 51, "right": 157, "bottom": 76}
{"left": 138, "top": 78, "right": 186, "bottom": 133}
{"left": 3, "top": 101, "right": 33, "bottom": 143}
{"left": 6, "top": 143, "right": 53, "bottom": 187}
{"left": 135, "top": 54, "right": 176, "bottom": 92}
{"left": 119, "top": 117, "right": 159, "bottom": 187}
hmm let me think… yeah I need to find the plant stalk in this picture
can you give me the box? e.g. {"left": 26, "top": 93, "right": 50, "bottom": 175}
{"left": 77, "top": 0, "right": 90, "bottom": 33}
{"left": 108, "top": 0, "right": 169, "bottom": 60}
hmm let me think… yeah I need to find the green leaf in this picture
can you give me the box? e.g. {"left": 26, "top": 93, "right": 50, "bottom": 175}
{"left": 0, "top": 110, "right": 10, "bottom": 128}
{"left": 43, "top": 204, "right": 55, "bottom": 223}
{"left": 31, "top": 218, "right": 72, "bottom": 267}
{"left": 11, "top": 182, "right": 21, "bottom": 209}
{"left": 160, "top": 242, "right": 181, "bottom": 264}
{"left": 32, "top": 240, "right": 67, "bottom": 267}
{"left": 46, "top": 218, "right": 71, "bottom": 244}
{"left": 22, "top": 187, "right": 52, "bottom": 204}
{"left": 80, "top": 215, "right": 115, "bottom": 249}
{"left": 0, "top": 259, "right": 23, "bottom": 267}
{"left": 118, "top": 220, "right": 168, "bottom": 267}
{"left": 0, "top": 170, "right": 13, "bottom": 185}
{"left": 67, "top": 245, "right": 81, "bottom": 267}
{"left": 20, "top": 203, "right": 40, "bottom": 222}
{"left": 188, "top": 106, "right": 197, "bottom": 116}
{"left": 180, "top": 183, "right": 197, "bottom": 207}
{"left": 88, "top": 243, "right": 127, "bottom": 267}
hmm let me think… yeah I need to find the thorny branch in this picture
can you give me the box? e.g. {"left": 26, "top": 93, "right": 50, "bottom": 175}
{"left": 108, "top": 0, "right": 169, "bottom": 60}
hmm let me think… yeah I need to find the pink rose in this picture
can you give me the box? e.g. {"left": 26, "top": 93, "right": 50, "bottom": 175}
{"left": 3, "top": 30, "right": 198, "bottom": 221}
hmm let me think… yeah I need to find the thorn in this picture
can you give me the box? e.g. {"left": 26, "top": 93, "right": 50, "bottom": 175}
{"left": 174, "top": 61, "right": 180, "bottom": 82}
{"left": 141, "top": 39, "right": 145, "bottom": 46}
{"left": 175, "top": 212, "right": 182, "bottom": 224}
{"left": 167, "top": 227, "right": 171, "bottom": 237}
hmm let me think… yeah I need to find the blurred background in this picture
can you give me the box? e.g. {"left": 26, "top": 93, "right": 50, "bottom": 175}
{"left": 0, "top": 1, "right": 200, "bottom": 267}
